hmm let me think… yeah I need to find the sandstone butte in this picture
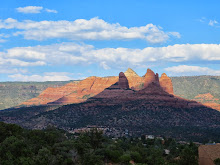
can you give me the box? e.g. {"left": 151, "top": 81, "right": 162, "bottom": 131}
{"left": 21, "top": 68, "right": 174, "bottom": 106}
{"left": 21, "top": 68, "right": 220, "bottom": 111}
{"left": 90, "top": 72, "right": 135, "bottom": 101}
{"left": 88, "top": 71, "right": 203, "bottom": 109}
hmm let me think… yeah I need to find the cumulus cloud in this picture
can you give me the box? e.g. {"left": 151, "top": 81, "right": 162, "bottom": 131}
{"left": 45, "top": 8, "right": 58, "bottom": 13}
{"left": 0, "top": 17, "right": 179, "bottom": 43}
{"left": 208, "top": 20, "right": 218, "bottom": 26}
{"left": 0, "top": 34, "right": 9, "bottom": 43}
{"left": 165, "top": 65, "right": 220, "bottom": 76}
{"left": 100, "top": 61, "right": 111, "bottom": 70}
{"left": 0, "top": 68, "right": 27, "bottom": 74}
{"left": 1, "top": 43, "right": 220, "bottom": 70}
{"left": 0, "top": 39, "right": 6, "bottom": 43}
{"left": 16, "top": 6, "right": 43, "bottom": 14}
{"left": 9, "top": 72, "right": 75, "bottom": 81}
{"left": 16, "top": 6, "right": 58, "bottom": 14}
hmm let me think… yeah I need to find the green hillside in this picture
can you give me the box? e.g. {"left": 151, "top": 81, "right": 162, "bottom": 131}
{"left": 171, "top": 76, "right": 220, "bottom": 103}
{"left": 0, "top": 81, "right": 70, "bottom": 110}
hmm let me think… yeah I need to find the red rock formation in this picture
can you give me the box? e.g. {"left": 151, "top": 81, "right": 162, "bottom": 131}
{"left": 159, "top": 73, "right": 174, "bottom": 94}
{"left": 89, "top": 76, "right": 203, "bottom": 109}
{"left": 155, "top": 73, "right": 159, "bottom": 83}
{"left": 194, "top": 93, "right": 218, "bottom": 100}
{"left": 124, "top": 68, "right": 144, "bottom": 90}
{"left": 137, "top": 82, "right": 171, "bottom": 96}
{"left": 51, "top": 76, "right": 119, "bottom": 105}
{"left": 143, "top": 69, "right": 159, "bottom": 88}
{"left": 86, "top": 71, "right": 203, "bottom": 109}
{"left": 22, "top": 76, "right": 119, "bottom": 106}
{"left": 118, "top": 72, "right": 129, "bottom": 89}
{"left": 21, "top": 68, "right": 176, "bottom": 107}
{"left": 193, "top": 93, "right": 220, "bottom": 111}
{"left": 89, "top": 73, "right": 134, "bottom": 102}
{"left": 21, "top": 82, "right": 79, "bottom": 105}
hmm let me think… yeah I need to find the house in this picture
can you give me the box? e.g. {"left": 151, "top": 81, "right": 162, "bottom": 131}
{"left": 164, "top": 149, "right": 170, "bottom": 155}
{"left": 198, "top": 144, "right": 220, "bottom": 165}
{"left": 145, "top": 135, "right": 154, "bottom": 139}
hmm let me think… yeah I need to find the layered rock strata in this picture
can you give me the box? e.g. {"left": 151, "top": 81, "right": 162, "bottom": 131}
{"left": 159, "top": 73, "right": 174, "bottom": 94}
{"left": 21, "top": 68, "right": 175, "bottom": 106}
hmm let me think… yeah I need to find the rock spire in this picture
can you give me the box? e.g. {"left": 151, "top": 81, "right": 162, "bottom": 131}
{"left": 159, "top": 73, "right": 174, "bottom": 94}
{"left": 144, "top": 69, "right": 159, "bottom": 88}
{"left": 118, "top": 72, "right": 129, "bottom": 89}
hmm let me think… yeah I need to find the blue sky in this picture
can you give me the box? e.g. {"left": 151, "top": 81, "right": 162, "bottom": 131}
{"left": 0, "top": 0, "right": 220, "bottom": 81}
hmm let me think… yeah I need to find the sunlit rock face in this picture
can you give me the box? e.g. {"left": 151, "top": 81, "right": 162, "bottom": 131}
{"left": 159, "top": 73, "right": 174, "bottom": 95}
{"left": 21, "top": 76, "right": 118, "bottom": 105}
{"left": 143, "top": 69, "right": 159, "bottom": 88}
{"left": 124, "top": 68, "right": 144, "bottom": 90}
{"left": 193, "top": 93, "right": 220, "bottom": 111}
{"left": 21, "top": 68, "right": 176, "bottom": 106}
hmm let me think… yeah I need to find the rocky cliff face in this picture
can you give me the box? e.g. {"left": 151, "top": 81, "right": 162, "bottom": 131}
{"left": 22, "top": 76, "right": 119, "bottom": 106}
{"left": 124, "top": 68, "right": 144, "bottom": 89}
{"left": 118, "top": 72, "right": 129, "bottom": 89}
{"left": 90, "top": 72, "right": 134, "bottom": 101}
{"left": 143, "top": 69, "right": 159, "bottom": 88}
{"left": 160, "top": 73, "right": 174, "bottom": 94}
{"left": 21, "top": 82, "right": 80, "bottom": 105}
{"left": 21, "top": 68, "right": 175, "bottom": 106}
{"left": 50, "top": 76, "right": 119, "bottom": 105}
{"left": 89, "top": 71, "right": 202, "bottom": 109}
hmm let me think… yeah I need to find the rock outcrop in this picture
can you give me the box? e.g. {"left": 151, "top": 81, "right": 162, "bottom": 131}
{"left": 159, "top": 73, "right": 174, "bottom": 94}
{"left": 90, "top": 72, "right": 203, "bottom": 109}
{"left": 143, "top": 69, "right": 159, "bottom": 88}
{"left": 22, "top": 76, "right": 119, "bottom": 106}
{"left": 134, "top": 82, "right": 203, "bottom": 109}
{"left": 21, "top": 68, "right": 176, "bottom": 106}
{"left": 124, "top": 68, "right": 144, "bottom": 90}
{"left": 124, "top": 68, "right": 139, "bottom": 78}
{"left": 21, "top": 82, "right": 80, "bottom": 105}
{"left": 51, "top": 76, "right": 119, "bottom": 105}
{"left": 118, "top": 72, "right": 129, "bottom": 89}
{"left": 90, "top": 72, "right": 134, "bottom": 101}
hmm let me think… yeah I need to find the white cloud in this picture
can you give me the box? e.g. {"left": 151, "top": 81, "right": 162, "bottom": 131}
{"left": 168, "top": 32, "right": 181, "bottom": 38}
{"left": 5, "top": 59, "right": 46, "bottom": 67}
{"left": 16, "top": 6, "right": 43, "bottom": 14}
{"left": 45, "top": 8, "right": 58, "bottom": 13}
{"left": 100, "top": 61, "right": 111, "bottom": 70}
{"left": 165, "top": 65, "right": 220, "bottom": 76}
{"left": 0, "top": 39, "right": 6, "bottom": 43}
{"left": 198, "top": 17, "right": 206, "bottom": 23}
{"left": 0, "top": 68, "right": 27, "bottom": 74}
{"left": 9, "top": 72, "right": 75, "bottom": 81}
{"left": 0, "top": 34, "right": 9, "bottom": 43}
{"left": 208, "top": 20, "right": 218, "bottom": 26}
{"left": 0, "top": 17, "right": 180, "bottom": 44}
{"left": 1, "top": 43, "right": 220, "bottom": 70}
{"left": 16, "top": 6, "right": 58, "bottom": 14}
